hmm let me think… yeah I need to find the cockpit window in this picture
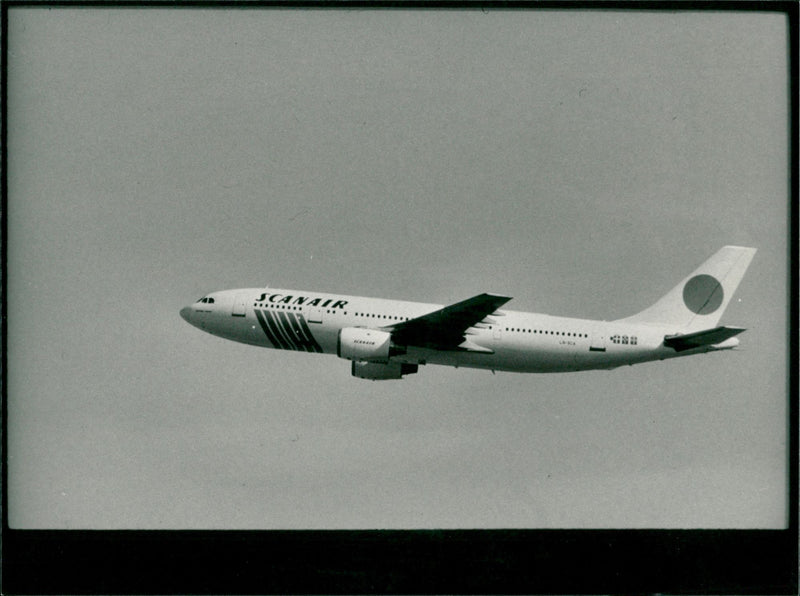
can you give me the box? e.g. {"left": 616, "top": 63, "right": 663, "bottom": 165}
{"left": 196, "top": 297, "right": 215, "bottom": 304}
{"left": 206, "top": 297, "right": 215, "bottom": 304}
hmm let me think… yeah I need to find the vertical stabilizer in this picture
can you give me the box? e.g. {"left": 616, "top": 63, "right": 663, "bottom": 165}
{"left": 617, "top": 246, "right": 756, "bottom": 331}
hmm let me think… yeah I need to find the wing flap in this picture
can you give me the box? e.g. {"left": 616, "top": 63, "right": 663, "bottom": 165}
{"left": 664, "top": 326, "right": 746, "bottom": 352}
{"left": 457, "top": 339, "right": 495, "bottom": 354}
{"left": 387, "top": 293, "right": 511, "bottom": 350}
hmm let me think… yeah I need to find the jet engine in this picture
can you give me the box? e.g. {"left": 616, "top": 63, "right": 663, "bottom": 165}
{"left": 337, "top": 327, "right": 405, "bottom": 362}
{"left": 351, "top": 361, "right": 419, "bottom": 380}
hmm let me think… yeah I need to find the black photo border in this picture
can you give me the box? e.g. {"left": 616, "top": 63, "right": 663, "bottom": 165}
{"left": 2, "top": 1, "right": 797, "bottom": 593}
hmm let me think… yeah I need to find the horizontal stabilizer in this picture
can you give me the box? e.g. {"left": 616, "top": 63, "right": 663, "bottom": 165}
{"left": 663, "top": 326, "right": 746, "bottom": 352}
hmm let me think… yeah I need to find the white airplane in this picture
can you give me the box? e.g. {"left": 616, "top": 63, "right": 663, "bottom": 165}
{"left": 180, "top": 246, "right": 756, "bottom": 380}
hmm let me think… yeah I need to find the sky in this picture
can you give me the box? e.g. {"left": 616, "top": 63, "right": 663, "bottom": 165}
{"left": 6, "top": 8, "right": 789, "bottom": 529}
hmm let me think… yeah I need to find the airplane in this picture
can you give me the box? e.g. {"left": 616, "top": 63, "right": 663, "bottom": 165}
{"left": 180, "top": 246, "right": 756, "bottom": 380}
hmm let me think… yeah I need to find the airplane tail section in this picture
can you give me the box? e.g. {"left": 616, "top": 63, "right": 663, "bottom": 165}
{"left": 617, "top": 246, "right": 756, "bottom": 332}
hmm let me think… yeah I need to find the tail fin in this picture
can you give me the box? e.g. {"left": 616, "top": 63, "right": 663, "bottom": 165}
{"left": 617, "top": 246, "right": 756, "bottom": 331}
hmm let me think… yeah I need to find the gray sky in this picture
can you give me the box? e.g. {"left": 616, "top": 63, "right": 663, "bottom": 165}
{"left": 7, "top": 8, "right": 789, "bottom": 529}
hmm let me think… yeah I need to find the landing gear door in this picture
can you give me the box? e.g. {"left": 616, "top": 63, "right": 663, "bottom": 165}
{"left": 232, "top": 294, "right": 248, "bottom": 317}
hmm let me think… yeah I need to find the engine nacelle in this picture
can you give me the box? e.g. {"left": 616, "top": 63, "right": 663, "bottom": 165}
{"left": 337, "top": 327, "right": 405, "bottom": 362}
{"left": 351, "top": 361, "right": 419, "bottom": 380}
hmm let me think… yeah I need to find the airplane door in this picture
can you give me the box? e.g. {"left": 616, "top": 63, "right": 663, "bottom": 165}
{"left": 589, "top": 328, "right": 606, "bottom": 352}
{"left": 493, "top": 325, "right": 502, "bottom": 341}
{"left": 232, "top": 294, "right": 248, "bottom": 317}
{"left": 307, "top": 308, "right": 322, "bottom": 324}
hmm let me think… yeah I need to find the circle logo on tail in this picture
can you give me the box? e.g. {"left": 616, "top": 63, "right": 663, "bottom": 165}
{"left": 683, "top": 274, "right": 724, "bottom": 315}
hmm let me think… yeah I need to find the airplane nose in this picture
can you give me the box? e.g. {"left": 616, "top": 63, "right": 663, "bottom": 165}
{"left": 180, "top": 306, "right": 192, "bottom": 322}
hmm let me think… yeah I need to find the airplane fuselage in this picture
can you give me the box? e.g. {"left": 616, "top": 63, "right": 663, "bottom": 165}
{"left": 180, "top": 286, "right": 734, "bottom": 375}
{"left": 181, "top": 247, "right": 754, "bottom": 379}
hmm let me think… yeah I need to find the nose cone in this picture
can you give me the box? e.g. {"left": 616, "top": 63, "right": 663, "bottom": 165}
{"left": 180, "top": 306, "right": 193, "bottom": 322}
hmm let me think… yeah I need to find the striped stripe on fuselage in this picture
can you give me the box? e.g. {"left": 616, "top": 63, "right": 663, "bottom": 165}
{"left": 254, "top": 309, "right": 323, "bottom": 353}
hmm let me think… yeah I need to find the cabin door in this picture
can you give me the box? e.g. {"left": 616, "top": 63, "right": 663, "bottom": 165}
{"left": 589, "top": 328, "right": 606, "bottom": 352}
{"left": 232, "top": 294, "right": 248, "bottom": 317}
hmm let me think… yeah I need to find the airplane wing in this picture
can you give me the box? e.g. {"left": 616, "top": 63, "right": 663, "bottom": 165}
{"left": 663, "top": 326, "right": 746, "bottom": 352}
{"left": 385, "top": 293, "right": 511, "bottom": 351}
